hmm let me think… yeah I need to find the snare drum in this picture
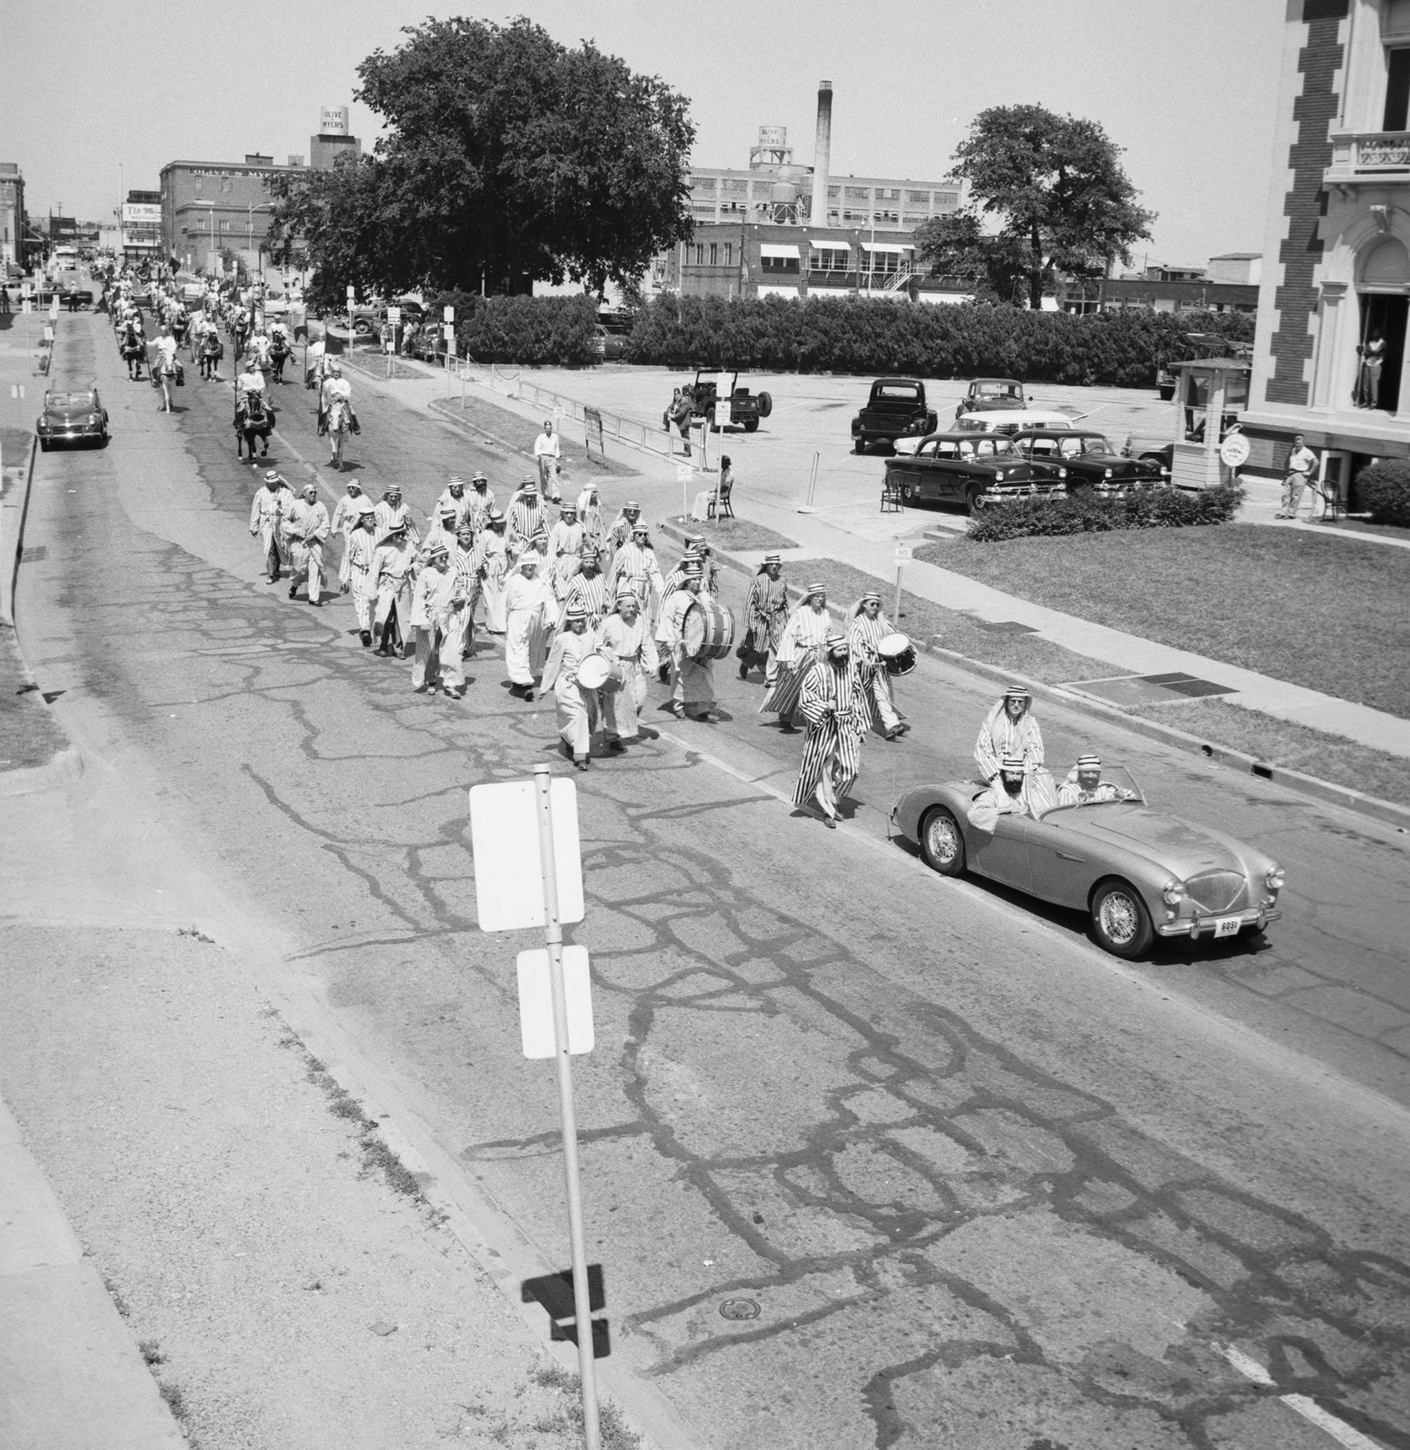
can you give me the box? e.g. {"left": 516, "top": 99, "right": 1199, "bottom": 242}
{"left": 877, "top": 631, "right": 916, "bottom": 676}
{"left": 576, "top": 654, "right": 611, "bottom": 690}
{"left": 682, "top": 598, "right": 736, "bottom": 661}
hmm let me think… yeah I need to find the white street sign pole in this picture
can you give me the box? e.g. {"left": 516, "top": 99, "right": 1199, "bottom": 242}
{"left": 893, "top": 542, "right": 911, "bottom": 623}
{"left": 531, "top": 764, "right": 602, "bottom": 1450}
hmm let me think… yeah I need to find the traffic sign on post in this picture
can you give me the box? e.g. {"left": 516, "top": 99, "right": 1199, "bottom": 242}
{"left": 516, "top": 945, "right": 595, "bottom": 1058}
{"left": 468, "top": 778, "right": 584, "bottom": 930}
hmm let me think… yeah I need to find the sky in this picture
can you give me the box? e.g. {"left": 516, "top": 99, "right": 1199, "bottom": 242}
{"left": 3, "top": 0, "right": 1286, "bottom": 270}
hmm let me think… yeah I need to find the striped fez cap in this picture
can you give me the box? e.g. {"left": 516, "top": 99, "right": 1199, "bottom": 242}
{"left": 860, "top": 589, "right": 881, "bottom": 603}
{"left": 1076, "top": 752, "right": 1102, "bottom": 769}
{"left": 1003, "top": 683, "right": 1030, "bottom": 699}
{"left": 806, "top": 580, "right": 827, "bottom": 596}
{"left": 1001, "top": 755, "right": 1026, "bottom": 771}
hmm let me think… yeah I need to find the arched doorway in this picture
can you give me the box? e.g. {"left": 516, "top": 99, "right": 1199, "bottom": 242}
{"left": 1356, "top": 235, "right": 1409, "bottom": 412}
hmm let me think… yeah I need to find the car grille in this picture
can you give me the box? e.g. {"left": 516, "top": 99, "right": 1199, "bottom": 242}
{"left": 1184, "top": 870, "right": 1249, "bottom": 914}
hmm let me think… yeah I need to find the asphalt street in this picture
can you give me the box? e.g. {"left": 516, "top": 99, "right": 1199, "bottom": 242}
{"left": 10, "top": 312, "right": 1410, "bottom": 1449}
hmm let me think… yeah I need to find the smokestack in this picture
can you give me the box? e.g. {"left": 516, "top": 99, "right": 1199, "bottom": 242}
{"left": 810, "top": 81, "right": 832, "bottom": 229}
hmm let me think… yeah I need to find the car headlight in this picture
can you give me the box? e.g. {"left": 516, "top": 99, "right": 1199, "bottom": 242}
{"left": 1161, "top": 880, "right": 1187, "bottom": 907}
{"left": 994, "top": 470, "right": 1005, "bottom": 482}
{"left": 1103, "top": 467, "right": 1113, "bottom": 479}
{"left": 1264, "top": 864, "right": 1285, "bottom": 893}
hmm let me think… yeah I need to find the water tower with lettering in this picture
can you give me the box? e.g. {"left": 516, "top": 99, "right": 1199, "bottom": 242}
{"left": 310, "top": 105, "right": 362, "bottom": 172}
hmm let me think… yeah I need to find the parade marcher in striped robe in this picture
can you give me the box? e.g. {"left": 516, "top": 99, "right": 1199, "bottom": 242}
{"left": 739, "top": 552, "right": 789, "bottom": 681}
{"left": 420, "top": 504, "right": 462, "bottom": 564}
{"left": 449, "top": 523, "right": 480, "bottom": 663}
{"left": 409, "top": 542, "right": 461, "bottom": 696}
{"left": 662, "top": 565, "right": 717, "bottom": 721}
{"left": 371, "top": 524, "right": 417, "bottom": 657}
{"left": 792, "top": 632, "right": 869, "bottom": 828}
{"left": 968, "top": 755, "right": 1056, "bottom": 832}
{"left": 605, "top": 500, "right": 643, "bottom": 556}
{"left": 506, "top": 478, "right": 548, "bottom": 559}
{"left": 465, "top": 472, "right": 497, "bottom": 532}
{"left": 374, "top": 484, "right": 421, "bottom": 550}
{"left": 974, "top": 684, "right": 1044, "bottom": 784}
{"left": 539, "top": 605, "right": 599, "bottom": 769}
{"left": 606, "top": 524, "right": 665, "bottom": 624}
{"left": 248, "top": 469, "right": 289, "bottom": 582}
{"left": 598, "top": 587, "right": 654, "bottom": 748}
{"left": 560, "top": 547, "right": 607, "bottom": 628}
{"left": 339, "top": 500, "right": 379, "bottom": 647}
{"left": 480, "top": 511, "right": 509, "bottom": 634}
{"left": 504, "top": 553, "right": 553, "bottom": 699}
{"left": 330, "top": 477, "right": 368, "bottom": 544}
{"left": 848, "top": 590, "right": 909, "bottom": 741}
{"left": 576, "top": 481, "right": 606, "bottom": 562}
{"left": 435, "top": 476, "right": 473, "bottom": 532}
{"left": 653, "top": 544, "right": 705, "bottom": 681}
{"left": 283, "top": 484, "right": 331, "bottom": 606}
{"left": 547, "top": 500, "right": 584, "bottom": 601}
{"left": 762, "top": 582, "right": 832, "bottom": 732}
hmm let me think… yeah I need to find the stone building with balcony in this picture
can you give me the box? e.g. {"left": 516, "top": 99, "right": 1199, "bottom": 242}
{"left": 1243, "top": 0, "right": 1410, "bottom": 501}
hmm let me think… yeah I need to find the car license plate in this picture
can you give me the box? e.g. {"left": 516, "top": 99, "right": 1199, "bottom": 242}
{"left": 1212, "top": 916, "right": 1242, "bottom": 939}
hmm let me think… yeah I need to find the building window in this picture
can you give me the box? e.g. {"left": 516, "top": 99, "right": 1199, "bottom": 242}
{"left": 708, "top": 242, "right": 718, "bottom": 266}
{"left": 723, "top": 243, "right": 733, "bottom": 266}
{"left": 810, "top": 248, "right": 849, "bottom": 272}
{"left": 694, "top": 244, "right": 704, "bottom": 265}
{"left": 1386, "top": 48, "right": 1410, "bottom": 131}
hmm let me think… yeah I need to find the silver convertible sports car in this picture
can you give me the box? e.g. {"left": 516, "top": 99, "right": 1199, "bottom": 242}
{"left": 892, "top": 767, "right": 1285, "bottom": 959}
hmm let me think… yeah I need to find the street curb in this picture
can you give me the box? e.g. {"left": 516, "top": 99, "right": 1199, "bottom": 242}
{"left": 655, "top": 519, "right": 1410, "bottom": 834}
{"left": 0, "top": 338, "right": 85, "bottom": 795}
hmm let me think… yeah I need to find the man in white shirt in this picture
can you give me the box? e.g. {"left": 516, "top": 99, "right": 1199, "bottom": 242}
{"left": 1277, "top": 433, "right": 1319, "bottom": 520}
{"left": 533, "top": 419, "right": 562, "bottom": 501}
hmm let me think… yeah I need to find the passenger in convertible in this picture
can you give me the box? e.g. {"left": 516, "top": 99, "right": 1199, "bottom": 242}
{"left": 1057, "top": 752, "right": 1137, "bottom": 806}
{"left": 967, "top": 755, "right": 1056, "bottom": 833}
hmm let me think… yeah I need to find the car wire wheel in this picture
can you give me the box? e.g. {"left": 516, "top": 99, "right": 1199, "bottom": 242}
{"left": 919, "top": 807, "right": 965, "bottom": 876}
{"left": 1091, "top": 880, "right": 1154, "bottom": 959}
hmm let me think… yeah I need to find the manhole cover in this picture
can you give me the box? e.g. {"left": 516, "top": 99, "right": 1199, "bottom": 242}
{"left": 719, "top": 1298, "right": 760, "bottom": 1321}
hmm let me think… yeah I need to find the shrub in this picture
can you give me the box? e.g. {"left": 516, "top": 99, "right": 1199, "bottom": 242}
{"left": 966, "top": 482, "right": 1243, "bottom": 541}
{"left": 1353, "top": 459, "right": 1410, "bottom": 525}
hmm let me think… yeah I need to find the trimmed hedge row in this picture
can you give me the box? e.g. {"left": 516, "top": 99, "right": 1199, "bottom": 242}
{"left": 434, "top": 292, "right": 1251, "bottom": 386}
{"left": 1353, "top": 459, "right": 1410, "bottom": 525}
{"left": 966, "top": 482, "right": 1245, "bottom": 541}
{"left": 623, "top": 296, "right": 1251, "bottom": 387}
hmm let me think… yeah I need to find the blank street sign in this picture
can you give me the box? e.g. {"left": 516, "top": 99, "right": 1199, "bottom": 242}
{"left": 516, "top": 945, "right": 595, "bottom": 1058}
{"left": 468, "top": 777, "right": 585, "bottom": 930}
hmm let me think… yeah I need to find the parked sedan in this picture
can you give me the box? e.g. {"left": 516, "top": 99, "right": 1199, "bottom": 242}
{"left": 36, "top": 386, "right": 109, "bottom": 450}
{"left": 1011, "top": 429, "right": 1167, "bottom": 495}
{"left": 954, "top": 377, "right": 1028, "bottom": 419}
{"left": 893, "top": 766, "right": 1284, "bottom": 959}
{"left": 884, "top": 431, "right": 1066, "bottom": 514}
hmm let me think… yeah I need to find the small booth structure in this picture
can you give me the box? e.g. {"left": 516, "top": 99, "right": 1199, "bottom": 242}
{"left": 1166, "top": 358, "right": 1251, "bottom": 490}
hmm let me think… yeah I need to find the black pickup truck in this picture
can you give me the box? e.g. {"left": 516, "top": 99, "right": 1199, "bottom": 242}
{"left": 851, "top": 378, "right": 938, "bottom": 453}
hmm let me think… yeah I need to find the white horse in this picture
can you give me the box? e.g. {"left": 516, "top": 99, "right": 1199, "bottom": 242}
{"left": 325, "top": 394, "right": 355, "bottom": 471}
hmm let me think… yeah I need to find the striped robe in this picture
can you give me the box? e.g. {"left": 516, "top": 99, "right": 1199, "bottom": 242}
{"left": 761, "top": 602, "right": 832, "bottom": 717}
{"left": 974, "top": 703, "right": 1044, "bottom": 782}
{"left": 848, "top": 609, "right": 904, "bottom": 734}
{"left": 792, "top": 656, "right": 868, "bottom": 813}
{"left": 561, "top": 570, "right": 608, "bottom": 628}
{"left": 744, "top": 571, "right": 789, "bottom": 666}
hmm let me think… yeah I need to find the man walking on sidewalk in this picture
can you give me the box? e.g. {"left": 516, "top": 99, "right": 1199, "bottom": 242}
{"left": 1277, "top": 434, "right": 1319, "bottom": 519}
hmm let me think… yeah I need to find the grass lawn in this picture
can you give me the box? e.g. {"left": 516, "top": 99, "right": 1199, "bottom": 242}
{"left": 788, "top": 555, "right": 1410, "bottom": 809}
{"left": 914, "top": 524, "right": 1410, "bottom": 719}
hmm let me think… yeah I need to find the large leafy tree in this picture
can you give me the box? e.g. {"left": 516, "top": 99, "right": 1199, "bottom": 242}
{"left": 923, "top": 104, "right": 1154, "bottom": 309}
{"left": 266, "top": 17, "right": 695, "bottom": 298}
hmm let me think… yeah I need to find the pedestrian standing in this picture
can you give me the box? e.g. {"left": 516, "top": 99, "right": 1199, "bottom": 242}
{"left": 339, "top": 499, "right": 379, "bottom": 647}
{"left": 598, "top": 588, "right": 655, "bottom": 747}
{"left": 504, "top": 554, "right": 552, "bottom": 700}
{"left": 533, "top": 419, "right": 563, "bottom": 500}
{"left": 740, "top": 553, "right": 789, "bottom": 682}
{"left": 662, "top": 565, "right": 717, "bottom": 721}
{"left": 479, "top": 510, "right": 509, "bottom": 634}
{"left": 1277, "top": 433, "right": 1319, "bottom": 519}
{"left": 371, "top": 523, "right": 417, "bottom": 657}
{"left": 283, "top": 483, "right": 331, "bottom": 605}
{"left": 848, "top": 590, "right": 909, "bottom": 740}
{"left": 409, "top": 543, "right": 458, "bottom": 694}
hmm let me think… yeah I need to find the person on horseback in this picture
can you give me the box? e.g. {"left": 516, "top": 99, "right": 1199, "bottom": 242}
{"left": 120, "top": 317, "right": 146, "bottom": 381}
{"left": 304, "top": 334, "right": 326, "bottom": 390}
{"left": 319, "top": 361, "right": 357, "bottom": 470}
{"left": 235, "top": 359, "right": 273, "bottom": 458}
{"left": 268, "top": 319, "right": 291, "bottom": 383}
{"left": 199, "top": 321, "right": 223, "bottom": 380}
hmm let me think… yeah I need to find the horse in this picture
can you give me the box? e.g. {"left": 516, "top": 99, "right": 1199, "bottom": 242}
{"left": 268, "top": 334, "right": 291, "bottom": 383}
{"left": 322, "top": 394, "right": 357, "bottom": 471}
{"left": 119, "top": 323, "right": 145, "bottom": 380}
{"left": 235, "top": 390, "right": 276, "bottom": 459}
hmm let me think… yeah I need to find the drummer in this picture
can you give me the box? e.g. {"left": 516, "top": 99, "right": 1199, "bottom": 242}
{"left": 598, "top": 585, "right": 655, "bottom": 748}
{"left": 662, "top": 561, "right": 717, "bottom": 722}
{"left": 848, "top": 590, "right": 909, "bottom": 741}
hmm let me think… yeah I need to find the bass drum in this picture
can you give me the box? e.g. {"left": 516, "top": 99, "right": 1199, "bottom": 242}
{"left": 576, "top": 653, "right": 613, "bottom": 691}
{"left": 877, "top": 631, "right": 916, "bottom": 676}
{"left": 682, "top": 598, "right": 735, "bottom": 661}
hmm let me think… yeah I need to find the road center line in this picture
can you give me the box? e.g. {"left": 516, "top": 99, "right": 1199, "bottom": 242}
{"left": 1220, "top": 1344, "right": 1386, "bottom": 1450}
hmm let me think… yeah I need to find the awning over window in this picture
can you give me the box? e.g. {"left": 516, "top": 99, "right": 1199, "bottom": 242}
{"left": 860, "top": 242, "right": 913, "bottom": 253}
{"left": 759, "top": 243, "right": 800, "bottom": 259}
{"left": 808, "top": 239, "right": 850, "bottom": 251}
